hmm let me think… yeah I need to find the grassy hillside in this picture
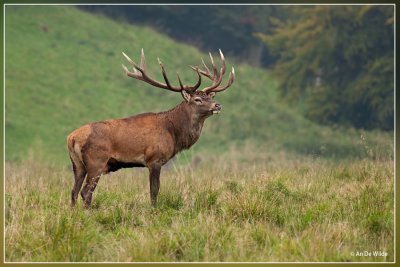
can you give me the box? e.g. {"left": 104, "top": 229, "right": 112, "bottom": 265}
{"left": 5, "top": 5, "right": 393, "bottom": 165}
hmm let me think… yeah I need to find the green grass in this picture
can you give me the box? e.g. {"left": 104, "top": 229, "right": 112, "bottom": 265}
{"left": 5, "top": 5, "right": 393, "bottom": 165}
{"left": 5, "top": 155, "right": 394, "bottom": 262}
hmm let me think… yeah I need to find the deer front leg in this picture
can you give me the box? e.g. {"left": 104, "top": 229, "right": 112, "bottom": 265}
{"left": 149, "top": 164, "right": 161, "bottom": 207}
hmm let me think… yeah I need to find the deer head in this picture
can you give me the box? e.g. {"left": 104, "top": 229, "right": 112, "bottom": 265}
{"left": 121, "top": 49, "right": 235, "bottom": 118}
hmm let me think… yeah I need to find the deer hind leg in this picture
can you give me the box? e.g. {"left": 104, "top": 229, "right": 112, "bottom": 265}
{"left": 81, "top": 173, "right": 102, "bottom": 208}
{"left": 80, "top": 158, "right": 108, "bottom": 208}
{"left": 70, "top": 157, "right": 87, "bottom": 207}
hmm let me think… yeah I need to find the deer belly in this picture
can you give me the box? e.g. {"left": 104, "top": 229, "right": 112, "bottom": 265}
{"left": 106, "top": 154, "right": 145, "bottom": 173}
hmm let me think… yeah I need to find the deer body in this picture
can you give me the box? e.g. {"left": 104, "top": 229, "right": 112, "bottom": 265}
{"left": 68, "top": 49, "right": 234, "bottom": 208}
{"left": 68, "top": 101, "right": 208, "bottom": 174}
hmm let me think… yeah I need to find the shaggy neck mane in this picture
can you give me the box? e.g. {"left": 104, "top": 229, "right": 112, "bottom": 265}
{"left": 163, "top": 101, "right": 206, "bottom": 154}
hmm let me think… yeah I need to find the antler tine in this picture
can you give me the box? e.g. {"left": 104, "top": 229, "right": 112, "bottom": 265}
{"left": 192, "top": 65, "right": 212, "bottom": 80}
{"left": 190, "top": 68, "right": 202, "bottom": 91}
{"left": 140, "top": 48, "right": 146, "bottom": 71}
{"left": 122, "top": 50, "right": 202, "bottom": 93}
{"left": 157, "top": 57, "right": 173, "bottom": 89}
{"left": 201, "top": 50, "right": 228, "bottom": 93}
{"left": 202, "top": 71, "right": 223, "bottom": 92}
{"left": 201, "top": 58, "right": 212, "bottom": 78}
{"left": 182, "top": 67, "right": 202, "bottom": 92}
{"left": 219, "top": 49, "right": 226, "bottom": 76}
{"left": 176, "top": 72, "right": 184, "bottom": 89}
{"left": 209, "top": 52, "right": 218, "bottom": 78}
{"left": 122, "top": 51, "right": 141, "bottom": 70}
{"left": 196, "top": 49, "right": 235, "bottom": 93}
{"left": 121, "top": 55, "right": 144, "bottom": 82}
{"left": 209, "top": 67, "right": 235, "bottom": 93}
{"left": 122, "top": 64, "right": 140, "bottom": 78}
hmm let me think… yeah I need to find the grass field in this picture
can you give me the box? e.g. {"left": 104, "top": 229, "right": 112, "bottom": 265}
{"left": 5, "top": 151, "right": 394, "bottom": 262}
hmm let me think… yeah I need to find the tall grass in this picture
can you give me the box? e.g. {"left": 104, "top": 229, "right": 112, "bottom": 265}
{"left": 5, "top": 153, "right": 394, "bottom": 262}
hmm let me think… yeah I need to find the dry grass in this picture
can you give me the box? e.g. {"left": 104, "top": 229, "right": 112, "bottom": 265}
{"left": 4, "top": 154, "right": 394, "bottom": 262}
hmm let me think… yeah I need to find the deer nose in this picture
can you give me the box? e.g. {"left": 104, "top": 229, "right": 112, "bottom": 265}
{"left": 214, "top": 103, "right": 222, "bottom": 110}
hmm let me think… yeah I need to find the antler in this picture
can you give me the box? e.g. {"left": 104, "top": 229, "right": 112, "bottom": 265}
{"left": 122, "top": 48, "right": 201, "bottom": 92}
{"left": 192, "top": 49, "right": 235, "bottom": 93}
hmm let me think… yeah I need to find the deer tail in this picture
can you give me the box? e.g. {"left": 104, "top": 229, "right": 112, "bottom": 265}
{"left": 67, "top": 134, "right": 85, "bottom": 167}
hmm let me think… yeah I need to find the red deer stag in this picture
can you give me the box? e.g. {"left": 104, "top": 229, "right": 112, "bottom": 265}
{"left": 67, "top": 49, "right": 235, "bottom": 208}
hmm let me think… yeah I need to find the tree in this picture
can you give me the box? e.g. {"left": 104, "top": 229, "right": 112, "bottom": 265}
{"left": 258, "top": 5, "right": 394, "bottom": 130}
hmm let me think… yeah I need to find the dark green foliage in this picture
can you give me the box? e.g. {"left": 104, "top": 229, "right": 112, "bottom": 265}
{"left": 259, "top": 5, "right": 394, "bottom": 130}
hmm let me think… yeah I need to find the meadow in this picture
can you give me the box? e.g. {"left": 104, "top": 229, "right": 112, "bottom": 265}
{"left": 5, "top": 149, "right": 394, "bottom": 262}
{"left": 4, "top": 5, "right": 395, "bottom": 262}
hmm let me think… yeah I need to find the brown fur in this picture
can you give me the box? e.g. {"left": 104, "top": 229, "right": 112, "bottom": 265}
{"left": 67, "top": 93, "right": 221, "bottom": 208}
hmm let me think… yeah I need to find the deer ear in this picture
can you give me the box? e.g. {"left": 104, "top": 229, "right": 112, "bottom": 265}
{"left": 181, "top": 90, "right": 191, "bottom": 102}
{"left": 208, "top": 92, "right": 216, "bottom": 98}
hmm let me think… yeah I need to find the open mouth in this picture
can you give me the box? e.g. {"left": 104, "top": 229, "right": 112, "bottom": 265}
{"left": 212, "top": 110, "right": 221, "bottom": 114}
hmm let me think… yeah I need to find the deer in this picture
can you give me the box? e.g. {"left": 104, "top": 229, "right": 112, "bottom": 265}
{"left": 67, "top": 49, "right": 235, "bottom": 208}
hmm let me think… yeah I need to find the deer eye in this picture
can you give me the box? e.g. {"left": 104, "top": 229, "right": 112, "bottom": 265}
{"left": 194, "top": 98, "right": 202, "bottom": 103}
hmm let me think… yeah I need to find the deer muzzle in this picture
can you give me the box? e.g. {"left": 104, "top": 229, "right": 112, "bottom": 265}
{"left": 212, "top": 103, "right": 222, "bottom": 114}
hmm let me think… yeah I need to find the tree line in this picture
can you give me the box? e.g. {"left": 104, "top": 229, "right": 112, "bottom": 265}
{"left": 258, "top": 5, "right": 394, "bottom": 130}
